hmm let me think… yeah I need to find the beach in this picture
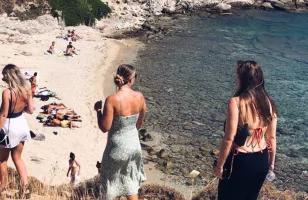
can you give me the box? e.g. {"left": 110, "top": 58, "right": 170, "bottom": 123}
{"left": 1, "top": 7, "right": 307, "bottom": 200}
{"left": 0, "top": 15, "right": 141, "bottom": 185}
{"left": 0, "top": 13, "right": 195, "bottom": 198}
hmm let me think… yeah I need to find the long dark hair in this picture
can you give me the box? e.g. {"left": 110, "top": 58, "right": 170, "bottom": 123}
{"left": 235, "top": 60, "right": 277, "bottom": 125}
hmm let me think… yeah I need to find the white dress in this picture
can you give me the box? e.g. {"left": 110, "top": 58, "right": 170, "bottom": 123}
{"left": 1, "top": 113, "right": 31, "bottom": 148}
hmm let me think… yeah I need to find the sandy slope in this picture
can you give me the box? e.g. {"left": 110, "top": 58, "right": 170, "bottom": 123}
{"left": 0, "top": 15, "right": 140, "bottom": 185}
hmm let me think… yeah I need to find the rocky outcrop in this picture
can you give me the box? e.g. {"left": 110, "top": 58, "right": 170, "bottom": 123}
{"left": 0, "top": 14, "right": 58, "bottom": 44}
{"left": 99, "top": 0, "right": 307, "bottom": 36}
{"left": 0, "top": 0, "right": 49, "bottom": 19}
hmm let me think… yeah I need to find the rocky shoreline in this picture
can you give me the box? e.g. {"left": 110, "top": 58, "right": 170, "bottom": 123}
{"left": 132, "top": 11, "right": 308, "bottom": 193}
{"left": 1, "top": 0, "right": 307, "bottom": 197}
{"left": 99, "top": 0, "right": 308, "bottom": 39}
{"left": 1, "top": 0, "right": 308, "bottom": 39}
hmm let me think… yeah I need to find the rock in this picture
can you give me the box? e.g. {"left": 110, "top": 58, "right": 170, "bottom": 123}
{"left": 181, "top": 167, "right": 190, "bottom": 176}
{"left": 192, "top": 121, "right": 205, "bottom": 126}
{"left": 269, "top": 1, "right": 290, "bottom": 10}
{"left": 215, "top": 3, "right": 232, "bottom": 11}
{"left": 261, "top": 2, "right": 274, "bottom": 9}
{"left": 188, "top": 170, "right": 200, "bottom": 178}
{"left": 225, "top": 0, "right": 254, "bottom": 7}
{"left": 147, "top": 147, "right": 156, "bottom": 156}
{"left": 157, "top": 149, "right": 168, "bottom": 159}
{"left": 163, "top": 160, "right": 173, "bottom": 169}
{"left": 143, "top": 133, "right": 153, "bottom": 142}
{"left": 211, "top": 149, "right": 220, "bottom": 156}
{"left": 139, "top": 128, "right": 147, "bottom": 137}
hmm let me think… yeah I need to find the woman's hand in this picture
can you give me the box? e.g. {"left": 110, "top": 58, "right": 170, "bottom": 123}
{"left": 94, "top": 100, "right": 102, "bottom": 112}
{"left": 214, "top": 166, "right": 223, "bottom": 179}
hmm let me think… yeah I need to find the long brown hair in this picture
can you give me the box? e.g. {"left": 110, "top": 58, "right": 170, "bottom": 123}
{"left": 235, "top": 60, "right": 277, "bottom": 125}
{"left": 2, "top": 64, "right": 30, "bottom": 98}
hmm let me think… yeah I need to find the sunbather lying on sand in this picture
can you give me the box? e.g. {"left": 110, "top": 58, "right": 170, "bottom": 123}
{"left": 41, "top": 103, "right": 66, "bottom": 114}
{"left": 44, "top": 117, "right": 80, "bottom": 128}
{"left": 56, "top": 109, "right": 81, "bottom": 121}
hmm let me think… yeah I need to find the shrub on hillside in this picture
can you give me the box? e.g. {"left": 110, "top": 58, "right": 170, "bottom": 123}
{"left": 49, "top": 0, "right": 111, "bottom": 26}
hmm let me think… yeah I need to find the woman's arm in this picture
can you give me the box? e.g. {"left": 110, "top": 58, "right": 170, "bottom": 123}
{"left": 97, "top": 97, "right": 114, "bottom": 133}
{"left": 136, "top": 93, "right": 146, "bottom": 130}
{"left": 0, "top": 90, "right": 11, "bottom": 128}
{"left": 24, "top": 90, "right": 34, "bottom": 114}
{"left": 265, "top": 115, "right": 277, "bottom": 170}
{"left": 214, "top": 98, "right": 239, "bottom": 178}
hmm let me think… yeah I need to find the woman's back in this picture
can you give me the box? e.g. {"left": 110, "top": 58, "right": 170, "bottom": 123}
{"left": 7, "top": 89, "right": 29, "bottom": 114}
{"left": 98, "top": 64, "right": 146, "bottom": 200}
{"left": 112, "top": 88, "right": 143, "bottom": 117}
{"left": 233, "top": 97, "right": 269, "bottom": 153}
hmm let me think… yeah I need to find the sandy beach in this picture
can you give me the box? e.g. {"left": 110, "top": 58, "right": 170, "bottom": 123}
{"left": 0, "top": 13, "right": 195, "bottom": 199}
{"left": 0, "top": 15, "right": 142, "bottom": 185}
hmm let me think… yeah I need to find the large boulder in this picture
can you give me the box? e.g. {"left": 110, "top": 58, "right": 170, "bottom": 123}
{"left": 225, "top": 0, "right": 255, "bottom": 7}
{"left": 147, "top": 0, "right": 177, "bottom": 15}
{"left": 215, "top": 2, "right": 232, "bottom": 11}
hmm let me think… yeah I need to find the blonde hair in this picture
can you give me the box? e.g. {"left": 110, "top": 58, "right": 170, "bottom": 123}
{"left": 2, "top": 64, "right": 30, "bottom": 98}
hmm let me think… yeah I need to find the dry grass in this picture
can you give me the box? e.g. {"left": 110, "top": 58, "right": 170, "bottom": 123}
{"left": 3, "top": 168, "right": 307, "bottom": 200}
{"left": 192, "top": 180, "right": 308, "bottom": 200}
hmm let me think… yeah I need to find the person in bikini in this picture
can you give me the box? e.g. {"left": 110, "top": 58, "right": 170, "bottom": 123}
{"left": 71, "top": 30, "right": 81, "bottom": 42}
{"left": 29, "top": 72, "right": 38, "bottom": 97}
{"left": 41, "top": 103, "right": 66, "bottom": 114}
{"left": 47, "top": 41, "right": 55, "bottom": 54}
{"left": 0, "top": 64, "right": 34, "bottom": 198}
{"left": 65, "top": 42, "right": 77, "bottom": 56}
{"left": 67, "top": 152, "right": 81, "bottom": 186}
{"left": 214, "top": 60, "right": 278, "bottom": 200}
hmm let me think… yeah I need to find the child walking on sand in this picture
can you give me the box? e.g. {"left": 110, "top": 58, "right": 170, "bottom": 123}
{"left": 67, "top": 152, "right": 81, "bottom": 186}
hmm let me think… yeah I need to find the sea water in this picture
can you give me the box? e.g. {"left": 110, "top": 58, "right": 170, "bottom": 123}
{"left": 135, "top": 9, "right": 308, "bottom": 191}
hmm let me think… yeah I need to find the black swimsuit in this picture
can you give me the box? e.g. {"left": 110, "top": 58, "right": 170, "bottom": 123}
{"left": 218, "top": 122, "right": 269, "bottom": 200}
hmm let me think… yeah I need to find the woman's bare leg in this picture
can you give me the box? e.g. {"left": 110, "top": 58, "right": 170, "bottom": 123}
{"left": 11, "top": 143, "right": 28, "bottom": 186}
{"left": 0, "top": 147, "right": 10, "bottom": 188}
{"left": 127, "top": 194, "right": 138, "bottom": 200}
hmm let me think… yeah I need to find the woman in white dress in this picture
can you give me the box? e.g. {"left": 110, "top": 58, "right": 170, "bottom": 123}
{"left": 0, "top": 64, "right": 34, "bottom": 198}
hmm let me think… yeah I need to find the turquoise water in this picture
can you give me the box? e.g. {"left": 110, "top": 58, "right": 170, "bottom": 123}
{"left": 135, "top": 10, "right": 308, "bottom": 191}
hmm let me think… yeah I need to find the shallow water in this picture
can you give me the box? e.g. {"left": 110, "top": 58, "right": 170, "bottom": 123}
{"left": 135, "top": 10, "right": 308, "bottom": 191}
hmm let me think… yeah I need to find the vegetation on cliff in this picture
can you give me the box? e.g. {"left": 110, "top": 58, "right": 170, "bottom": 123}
{"left": 48, "top": 0, "right": 111, "bottom": 26}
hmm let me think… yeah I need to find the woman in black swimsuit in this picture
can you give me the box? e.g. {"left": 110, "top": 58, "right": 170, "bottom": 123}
{"left": 0, "top": 64, "right": 34, "bottom": 198}
{"left": 214, "top": 60, "right": 278, "bottom": 200}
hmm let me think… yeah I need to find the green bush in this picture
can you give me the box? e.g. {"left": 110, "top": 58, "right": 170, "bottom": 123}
{"left": 49, "top": 0, "right": 111, "bottom": 26}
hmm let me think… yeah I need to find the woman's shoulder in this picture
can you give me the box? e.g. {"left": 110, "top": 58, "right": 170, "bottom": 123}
{"left": 2, "top": 88, "right": 11, "bottom": 98}
{"left": 133, "top": 91, "right": 144, "bottom": 99}
{"left": 228, "top": 97, "right": 239, "bottom": 107}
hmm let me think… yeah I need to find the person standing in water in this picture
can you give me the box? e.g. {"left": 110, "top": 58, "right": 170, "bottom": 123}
{"left": 67, "top": 152, "right": 81, "bottom": 186}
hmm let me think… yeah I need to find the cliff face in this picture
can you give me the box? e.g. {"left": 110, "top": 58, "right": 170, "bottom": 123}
{"left": 98, "top": 0, "right": 307, "bottom": 36}
{"left": 0, "top": 0, "right": 49, "bottom": 19}
{"left": 104, "top": 0, "right": 305, "bottom": 16}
